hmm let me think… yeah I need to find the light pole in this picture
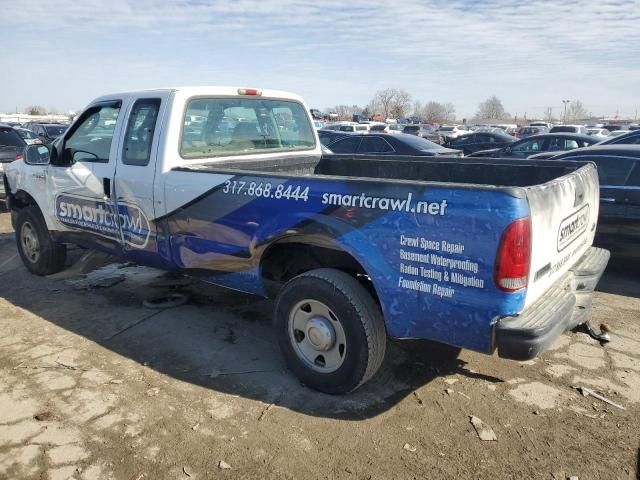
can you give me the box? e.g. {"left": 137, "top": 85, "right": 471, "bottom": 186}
{"left": 562, "top": 100, "right": 570, "bottom": 124}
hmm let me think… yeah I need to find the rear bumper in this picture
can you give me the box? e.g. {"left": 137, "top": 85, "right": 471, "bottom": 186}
{"left": 495, "top": 246, "right": 610, "bottom": 360}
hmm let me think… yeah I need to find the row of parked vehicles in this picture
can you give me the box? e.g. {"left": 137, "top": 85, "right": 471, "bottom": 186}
{"left": 0, "top": 121, "right": 69, "bottom": 199}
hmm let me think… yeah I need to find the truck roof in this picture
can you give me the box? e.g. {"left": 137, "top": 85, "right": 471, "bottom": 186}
{"left": 90, "top": 86, "right": 306, "bottom": 105}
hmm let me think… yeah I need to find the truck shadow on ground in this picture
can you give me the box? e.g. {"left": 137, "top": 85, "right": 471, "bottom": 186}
{"left": 0, "top": 242, "right": 501, "bottom": 420}
{"left": 596, "top": 260, "right": 640, "bottom": 299}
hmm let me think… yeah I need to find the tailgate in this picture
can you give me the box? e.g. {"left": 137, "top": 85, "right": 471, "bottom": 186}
{"left": 523, "top": 163, "right": 599, "bottom": 308}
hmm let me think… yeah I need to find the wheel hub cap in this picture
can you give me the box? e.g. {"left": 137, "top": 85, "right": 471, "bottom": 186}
{"left": 288, "top": 299, "right": 347, "bottom": 373}
{"left": 306, "top": 317, "right": 335, "bottom": 351}
{"left": 21, "top": 222, "right": 40, "bottom": 263}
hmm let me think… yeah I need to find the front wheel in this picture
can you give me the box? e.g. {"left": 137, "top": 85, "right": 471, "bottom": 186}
{"left": 274, "top": 268, "right": 386, "bottom": 394}
{"left": 15, "top": 206, "right": 67, "bottom": 276}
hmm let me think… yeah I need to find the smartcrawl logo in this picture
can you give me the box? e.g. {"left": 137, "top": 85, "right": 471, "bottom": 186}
{"left": 55, "top": 194, "right": 151, "bottom": 249}
{"left": 557, "top": 204, "right": 590, "bottom": 252}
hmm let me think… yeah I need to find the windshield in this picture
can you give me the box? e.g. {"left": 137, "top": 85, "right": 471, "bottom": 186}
{"left": 17, "top": 129, "right": 38, "bottom": 139}
{"left": 180, "top": 97, "right": 316, "bottom": 158}
{"left": 45, "top": 125, "right": 67, "bottom": 137}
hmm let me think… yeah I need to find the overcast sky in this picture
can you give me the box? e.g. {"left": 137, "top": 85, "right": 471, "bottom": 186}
{"left": 1, "top": 0, "right": 639, "bottom": 119}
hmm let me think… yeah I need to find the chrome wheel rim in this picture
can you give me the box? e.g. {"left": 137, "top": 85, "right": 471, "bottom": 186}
{"left": 288, "top": 299, "right": 347, "bottom": 373}
{"left": 20, "top": 221, "right": 41, "bottom": 264}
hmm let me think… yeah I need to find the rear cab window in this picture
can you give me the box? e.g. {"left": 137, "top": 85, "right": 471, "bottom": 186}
{"left": 122, "top": 98, "right": 161, "bottom": 166}
{"left": 180, "top": 97, "right": 315, "bottom": 159}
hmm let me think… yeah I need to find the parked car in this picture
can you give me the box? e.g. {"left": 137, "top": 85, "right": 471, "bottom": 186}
{"left": 549, "top": 125, "right": 588, "bottom": 135}
{"left": 468, "top": 133, "right": 598, "bottom": 159}
{"left": 597, "top": 129, "right": 640, "bottom": 145}
{"left": 0, "top": 123, "right": 27, "bottom": 199}
{"left": 13, "top": 127, "right": 43, "bottom": 145}
{"left": 540, "top": 145, "right": 640, "bottom": 260}
{"left": 4, "top": 86, "right": 608, "bottom": 394}
{"left": 387, "top": 124, "right": 405, "bottom": 133}
{"left": 586, "top": 128, "right": 610, "bottom": 140}
{"left": 337, "top": 123, "right": 370, "bottom": 133}
{"left": 437, "top": 125, "right": 469, "bottom": 140}
{"left": 473, "top": 127, "right": 503, "bottom": 134}
{"left": 317, "top": 130, "right": 353, "bottom": 146}
{"left": 529, "top": 122, "right": 552, "bottom": 129}
{"left": 28, "top": 123, "right": 68, "bottom": 144}
{"left": 402, "top": 124, "right": 442, "bottom": 144}
{"left": 602, "top": 125, "right": 626, "bottom": 132}
{"left": 309, "top": 109, "right": 324, "bottom": 120}
{"left": 628, "top": 125, "right": 640, "bottom": 131}
{"left": 605, "top": 130, "right": 631, "bottom": 139}
{"left": 325, "top": 133, "right": 462, "bottom": 156}
{"left": 516, "top": 126, "right": 549, "bottom": 138}
{"left": 443, "top": 131, "right": 516, "bottom": 155}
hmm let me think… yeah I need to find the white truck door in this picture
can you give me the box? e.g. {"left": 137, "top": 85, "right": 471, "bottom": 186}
{"left": 113, "top": 93, "right": 170, "bottom": 259}
{"left": 47, "top": 99, "right": 128, "bottom": 254}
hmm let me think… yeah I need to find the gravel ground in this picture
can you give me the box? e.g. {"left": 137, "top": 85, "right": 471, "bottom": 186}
{"left": 0, "top": 211, "right": 638, "bottom": 480}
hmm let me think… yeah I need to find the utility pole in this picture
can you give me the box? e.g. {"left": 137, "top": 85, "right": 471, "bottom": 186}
{"left": 562, "top": 100, "right": 570, "bottom": 124}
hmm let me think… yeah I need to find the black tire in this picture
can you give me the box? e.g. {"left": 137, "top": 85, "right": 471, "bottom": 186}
{"left": 15, "top": 205, "right": 67, "bottom": 276}
{"left": 274, "top": 268, "right": 386, "bottom": 394}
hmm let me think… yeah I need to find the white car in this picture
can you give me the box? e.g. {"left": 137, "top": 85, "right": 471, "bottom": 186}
{"left": 437, "top": 125, "right": 469, "bottom": 139}
{"left": 606, "top": 130, "right": 631, "bottom": 138}
{"left": 586, "top": 128, "right": 610, "bottom": 141}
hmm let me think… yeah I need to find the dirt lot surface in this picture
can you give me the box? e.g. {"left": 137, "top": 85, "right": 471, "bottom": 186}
{"left": 0, "top": 210, "right": 639, "bottom": 480}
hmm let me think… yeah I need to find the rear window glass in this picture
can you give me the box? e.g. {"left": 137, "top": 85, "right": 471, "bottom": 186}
{"left": 0, "top": 128, "right": 26, "bottom": 148}
{"left": 16, "top": 129, "right": 38, "bottom": 140}
{"left": 550, "top": 126, "right": 576, "bottom": 133}
{"left": 44, "top": 125, "right": 67, "bottom": 137}
{"left": 180, "top": 98, "right": 315, "bottom": 158}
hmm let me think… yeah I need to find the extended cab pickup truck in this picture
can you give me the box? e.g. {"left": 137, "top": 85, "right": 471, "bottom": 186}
{"left": 4, "top": 87, "right": 609, "bottom": 394}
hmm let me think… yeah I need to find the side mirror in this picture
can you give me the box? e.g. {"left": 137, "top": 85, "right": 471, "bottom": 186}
{"left": 25, "top": 144, "right": 51, "bottom": 165}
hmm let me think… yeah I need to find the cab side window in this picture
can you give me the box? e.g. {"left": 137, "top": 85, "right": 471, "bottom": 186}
{"left": 65, "top": 103, "right": 121, "bottom": 163}
{"left": 123, "top": 99, "right": 161, "bottom": 166}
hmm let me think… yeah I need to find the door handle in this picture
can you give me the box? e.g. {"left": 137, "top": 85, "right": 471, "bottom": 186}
{"left": 31, "top": 173, "right": 46, "bottom": 181}
{"left": 601, "top": 198, "right": 615, "bottom": 203}
{"left": 103, "top": 178, "right": 111, "bottom": 199}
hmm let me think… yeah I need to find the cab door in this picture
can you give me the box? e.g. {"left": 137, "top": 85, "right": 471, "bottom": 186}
{"left": 113, "top": 93, "right": 170, "bottom": 265}
{"left": 47, "top": 100, "right": 127, "bottom": 254}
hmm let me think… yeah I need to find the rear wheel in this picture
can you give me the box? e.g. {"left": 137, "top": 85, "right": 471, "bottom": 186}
{"left": 15, "top": 206, "right": 66, "bottom": 275}
{"left": 275, "top": 268, "right": 386, "bottom": 394}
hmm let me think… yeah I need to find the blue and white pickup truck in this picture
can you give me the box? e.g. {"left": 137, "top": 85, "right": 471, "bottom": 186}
{"left": 4, "top": 87, "right": 609, "bottom": 393}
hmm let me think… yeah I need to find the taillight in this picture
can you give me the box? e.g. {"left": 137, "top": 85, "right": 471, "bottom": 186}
{"left": 15, "top": 153, "right": 23, "bottom": 161}
{"left": 237, "top": 88, "right": 262, "bottom": 96}
{"left": 495, "top": 217, "right": 531, "bottom": 292}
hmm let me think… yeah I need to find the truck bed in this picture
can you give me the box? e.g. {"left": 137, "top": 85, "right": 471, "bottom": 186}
{"left": 177, "top": 154, "right": 589, "bottom": 190}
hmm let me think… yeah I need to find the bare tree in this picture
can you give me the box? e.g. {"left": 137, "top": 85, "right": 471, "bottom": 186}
{"left": 443, "top": 102, "right": 456, "bottom": 123}
{"left": 566, "top": 100, "right": 589, "bottom": 122}
{"left": 368, "top": 88, "right": 412, "bottom": 119}
{"left": 423, "top": 101, "right": 456, "bottom": 124}
{"left": 330, "top": 105, "right": 362, "bottom": 121}
{"left": 411, "top": 100, "right": 423, "bottom": 120}
{"left": 475, "top": 96, "right": 508, "bottom": 121}
{"left": 543, "top": 107, "right": 555, "bottom": 123}
{"left": 24, "top": 105, "right": 47, "bottom": 115}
